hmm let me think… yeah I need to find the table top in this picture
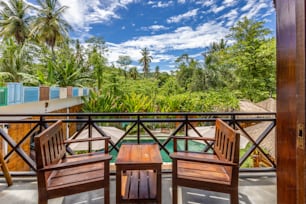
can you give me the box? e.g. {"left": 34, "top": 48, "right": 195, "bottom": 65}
{"left": 115, "top": 144, "right": 163, "bottom": 165}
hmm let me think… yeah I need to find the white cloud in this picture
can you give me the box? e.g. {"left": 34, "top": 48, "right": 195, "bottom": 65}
{"left": 212, "top": 5, "right": 226, "bottom": 14}
{"left": 105, "top": 42, "right": 142, "bottom": 64}
{"left": 141, "top": 25, "right": 168, "bottom": 32}
{"left": 151, "top": 1, "right": 174, "bottom": 8}
{"left": 150, "top": 25, "right": 167, "bottom": 31}
{"left": 240, "top": 1, "right": 269, "bottom": 20}
{"left": 193, "top": 0, "right": 235, "bottom": 10}
{"left": 178, "top": 0, "right": 186, "bottom": 4}
{"left": 195, "top": 0, "right": 215, "bottom": 7}
{"left": 105, "top": 21, "right": 228, "bottom": 67}
{"left": 152, "top": 54, "right": 176, "bottom": 63}
{"left": 167, "top": 9, "right": 199, "bottom": 23}
{"left": 218, "top": 9, "right": 238, "bottom": 27}
{"left": 222, "top": 0, "right": 238, "bottom": 7}
{"left": 241, "top": 0, "right": 256, "bottom": 12}
{"left": 222, "top": 9, "right": 238, "bottom": 19}
{"left": 57, "top": 0, "right": 136, "bottom": 33}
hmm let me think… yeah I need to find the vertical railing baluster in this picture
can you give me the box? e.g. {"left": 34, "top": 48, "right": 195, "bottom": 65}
{"left": 137, "top": 115, "right": 140, "bottom": 144}
{"left": 88, "top": 115, "right": 92, "bottom": 152}
{"left": 39, "top": 115, "right": 44, "bottom": 132}
{"left": 231, "top": 114, "right": 236, "bottom": 129}
{"left": 184, "top": 114, "right": 188, "bottom": 151}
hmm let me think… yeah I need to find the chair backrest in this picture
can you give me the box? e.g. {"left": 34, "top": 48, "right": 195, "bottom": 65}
{"left": 34, "top": 120, "right": 66, "bottom": 173}
{"left": 214, "top": 119, "right": 240, "bottom": 177}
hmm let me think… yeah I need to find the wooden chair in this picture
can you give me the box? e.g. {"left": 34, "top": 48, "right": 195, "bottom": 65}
{"left": 0, "top": 152, "right": 12, "bottom": 186}
{"left": 170, "top": 118, "right": 240, "bottom": 204}
{"left": 34, "top": 120, "right": 112, "bottom": 204}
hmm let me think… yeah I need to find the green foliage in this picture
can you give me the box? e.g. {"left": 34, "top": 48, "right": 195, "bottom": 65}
{"left": 121, "top": 92, "right": 153, "bottom": 112}
{"left": 128, "top": 67, "right": 139, "bottom": 80}
{"left": 204, "top": 39, "right": 235, "bottom": 90}
{"left": 38, "top": 43, "right": 91, "bottom": 86}
{"left": 0, "top": 38, "right": 36, "bottom": 84}
{"left": 155, "top": 90, "right": 238, "bottom": 112}
{"left": 159, "top": 76, "right": 184, "bottom": 96}
{"left": 82, "top": 90, "right": 121, "bottom": 112}
{"left": 227, "top": 17, "right": 275, "bottom": 102}
{"left": 175, "top": 54, "right": 196, "bottom": 91}
{"left": 198, "top": 90, "right": 239, "bottom": 112}
{"left": 117, "top": 55, "right": 132, "bottom": 80}
{"left": 199, "top": 17, "right": 276, "bottom": 102}
{"left": 240, "top": 143, "right": 254, "bottom": 168}
{"left": 87, "top": 47, "right": 106, "bottom": 90}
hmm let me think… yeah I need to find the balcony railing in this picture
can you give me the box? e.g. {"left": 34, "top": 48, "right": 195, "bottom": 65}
{"left": 0, "top": 112, "right": 276, "bottom": 176}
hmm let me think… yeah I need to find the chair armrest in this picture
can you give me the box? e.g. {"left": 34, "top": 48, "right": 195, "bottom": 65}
{"left": 171, "top": 136, "right": 215, "bottom": 141}
{"left": 170, "top": 152, "right": 237, "bottom": 167}
{"left": 64, "top": 136, "right": 111, "bottom": 144}
{"left": 38, "top": 154, "right": 112, "bottom": 172}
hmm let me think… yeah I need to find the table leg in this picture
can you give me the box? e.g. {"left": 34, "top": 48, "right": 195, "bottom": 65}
{"left": 116, "top": 166, "right": 122, "bottom": 203}
{"left": 157, "top": 166, "right": 162, "bottom": 204}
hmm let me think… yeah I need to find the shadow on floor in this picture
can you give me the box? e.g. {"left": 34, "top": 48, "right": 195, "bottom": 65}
{"left": 0, "top": 175, "right": 276, "bottom": 204}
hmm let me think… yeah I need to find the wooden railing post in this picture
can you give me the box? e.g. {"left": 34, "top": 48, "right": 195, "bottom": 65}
{"left": 88, "top": 115, "right": 92, "bottom": 152}
{"left": 137, "top": 115, "right": 140, "bottom": 144}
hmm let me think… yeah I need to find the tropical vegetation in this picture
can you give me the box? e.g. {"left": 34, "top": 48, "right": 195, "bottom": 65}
{"left": 0, "top": 0, "right": 276, "bottom": 112}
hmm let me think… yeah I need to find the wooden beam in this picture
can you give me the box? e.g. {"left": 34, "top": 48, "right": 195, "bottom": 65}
{"left": 276, "top": 0, "right": 297, "bottom": 203}
{"left": 296, "top": 0, "right": 306, "bottom": 203}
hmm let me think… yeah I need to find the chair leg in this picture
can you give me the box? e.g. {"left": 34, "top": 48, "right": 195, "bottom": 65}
{"left": 172, "top": 183, "right": 178, "bottom": 204}
{"left": 104, "top": 161, "right": 110, "bottom": 204}
{"left": 230, "top": 191, "right": 239, "bottom": 204}
{"left": 0, "top": 153, "right": 12, "bottom": 186}
{"left": 172, "top": 159, "right": 178, "bottom": 204}
{"left": 104, "top": 186, "right": 110, "bottom": 204}
{"left": 38, "top": 193, "right": 48, "bottom": 204}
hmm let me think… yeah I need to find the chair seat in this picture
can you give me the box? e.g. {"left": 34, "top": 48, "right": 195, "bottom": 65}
{"left": 48, "top": 153, "right": 106, "bottom": 190}
{"left": 177, "top": 160, "right": 231, "bottom": 185}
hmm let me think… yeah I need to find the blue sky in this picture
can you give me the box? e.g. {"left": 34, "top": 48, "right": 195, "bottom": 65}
{"left": 26, "top": 0, "right": 276, "bottom": 72}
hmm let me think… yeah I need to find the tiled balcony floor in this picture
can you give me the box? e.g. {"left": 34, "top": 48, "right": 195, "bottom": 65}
{"left": 0, "top": 173, "right": 276, "bottom": 204}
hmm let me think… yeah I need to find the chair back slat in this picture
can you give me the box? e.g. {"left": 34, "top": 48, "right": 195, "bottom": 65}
{"left": 214, "top": 119, "right": 240, "bottom": 176}
{"left": 35, "top": 121, "right": 66, "bottom": 169}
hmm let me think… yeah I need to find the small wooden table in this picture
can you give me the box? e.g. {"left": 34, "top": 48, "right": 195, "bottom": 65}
{"left": 115, "top": 144, "right": 163, "bottom": 203}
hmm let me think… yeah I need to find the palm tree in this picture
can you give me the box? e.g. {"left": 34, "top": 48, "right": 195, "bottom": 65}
{"left": 0, "top": 38, "right": 35, "bottom": 83}
{"left": 138, "top": 47, "right": 152, "bottom": 78}
{"left": 0, "top": 0, "right": 32, "bottom": 45}
{"left": 30, "top": 0, "right": 71, "bottom": 56}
